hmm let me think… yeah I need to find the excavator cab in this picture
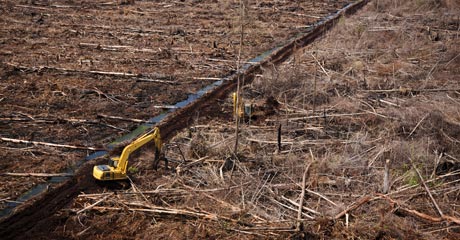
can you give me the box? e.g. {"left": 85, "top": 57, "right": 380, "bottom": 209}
{"left": 94, "top": 165, "right": 112, "bottom": 180}
{"left": 108, "top": 158, "right": 117, "bottom": 168}
{"left": 93, "top": 127, "right": 162, "bottom": 181}
{"left": 93, "top": 156, "right": 124, "bottom": 180}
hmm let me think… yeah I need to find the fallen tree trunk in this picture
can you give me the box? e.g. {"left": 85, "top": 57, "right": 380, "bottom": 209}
{"left": 0, "top": 116, "right": 127, "bottom": 132}
{"left": 396, "top": 207, "right": 460, "bottom": 225}
{"left": 0, "top": 137, "right": 102, "bottom": 151}
{"left": 2, "top": 173, "right": 73, "bottom": 177}
{"left": 97, "top": 114, "right": 146, "bottom": 123}
{"left": 381, "top": 195, "right": 460, "bottom": 225}
{"left": 5, "top": 62, "right": 176, "bottom": 84}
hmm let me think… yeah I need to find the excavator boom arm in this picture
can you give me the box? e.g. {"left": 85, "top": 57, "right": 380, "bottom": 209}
{"left": 93, "top": 127, "right": 162, "bottom": 180}
{"left": 117, "top": 127, "right": 162, "bottom": 174}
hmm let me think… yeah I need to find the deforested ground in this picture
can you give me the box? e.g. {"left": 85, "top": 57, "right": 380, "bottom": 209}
{"left": 0, "top": 0, "right": 352, "bottom": 211}
{"left": 1, "top": 0, "right": 459, "bottom": 239}
{"left": 53, "top": 0, "right": 460, "bottom": 239}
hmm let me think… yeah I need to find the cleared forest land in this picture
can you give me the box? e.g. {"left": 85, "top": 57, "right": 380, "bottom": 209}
{"left": 1, "top": 0, "right": 459, "bottom": 239}
{"left": 0, "top": 0, "right": 351, "bottom": 210}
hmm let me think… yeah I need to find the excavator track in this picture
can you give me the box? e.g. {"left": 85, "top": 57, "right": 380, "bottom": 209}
{"left": 0, "top": 1, "right": 369, "bottom": 238}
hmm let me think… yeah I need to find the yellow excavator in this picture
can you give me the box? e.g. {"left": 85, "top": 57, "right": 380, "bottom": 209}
{"left": 93, "top": 127, "right": 162, "bottom": 181}
{"left": 233, "top": 92, "right": 254, "bottom": 120}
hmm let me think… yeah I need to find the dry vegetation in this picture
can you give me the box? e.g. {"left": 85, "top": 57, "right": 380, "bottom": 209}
{"left": 1, "top": 0, "right": 459, "bottom": 239}
{"left": 53, "top": 0, "right": 460, "bottom": 239}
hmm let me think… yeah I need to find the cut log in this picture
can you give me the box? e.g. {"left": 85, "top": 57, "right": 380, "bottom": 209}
{"left": 0, "top": 116, "right": 127, "bottom": 132}
{"left": 265, "top": 112, "right": 370, "bottom": 122}
{"left": 192, "top": 77, "right": 222, "bottom": 81}
{"left": 5, "top": 62, "right": 176, "bottom": 84}
{"left": 2, "top": 172, "right": 73, "bottom": 177}
{"left": 0, "top": 137, "right": 102, "bottom": 151}
{"left": 97, "top": 114, "right": 145, "bottom": 123}
{"left": 78, "top": 42, "right": 159, "bottom": 53}
{"left": 152, "top": 105, "right": 178, "bottom": 109}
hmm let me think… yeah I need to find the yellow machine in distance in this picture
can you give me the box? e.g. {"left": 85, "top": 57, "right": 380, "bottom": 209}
{"left": 232, "top": 92, "right": 253, "bottom": 120}
{"left": 93, "top": 127, "right": 162, "bottom": 181}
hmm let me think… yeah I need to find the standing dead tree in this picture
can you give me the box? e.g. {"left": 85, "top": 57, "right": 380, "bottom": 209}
{"left": 234, "top": 0, "right": 246, "bottom": 156}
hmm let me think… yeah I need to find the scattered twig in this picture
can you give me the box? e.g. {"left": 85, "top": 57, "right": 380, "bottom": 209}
{"left": 246, "top": 138, "right": 359, "bottom": 146}
{"left": 227, "top": 228, "right": 268, "bottom": 237}
{"left": 359, "top": 88, "right": 460, "bottom": 93}
{"left": 378, "top": 99, "right": 400, "bottom": 107}
{"left": 78, "top": 42, "right": 159, "bottom": 53}
{"left": 87, "top": 88, "right": 127, "bottom": 104}
{"left": 76, "top": 194, "right": 112, "bottom": 214}
{"left": 334, "top": 196, "right": 373, "bottom": 219}
{"left": 306, "top": 189, "right": 338, "bottom": 207}
{"left": 176, "top": 156, "right": 209, "bottom": 173}
{"left": 297, "top": 157, "right": 313, "bottom": 230}
{"left": 408, "top": 113, "right": 428, "bottom": 137}
{"left": 282, "top": 196, "right": 320, "bottom": 216}
{"left": 271, "top": 183, "right": 338, "bottom": 207}
{"left": 367, "top": 147, "right": 386, "bottom": 168}
{"left": 390, "top": 170, "right": 460, "bottom": 195}
{"left": 0, "top": 198, "right": 23, "bottom": 204}
{"left": 265, "top": 112, "right": 370, "bottom": 122}
{"left": 410, "top": 159, "right": 443, "bottom": 217}
{"left": 310, "top": 53, "right": 329, "bottom": 77}
{"left": 76, "top": 227, "right": 92, "bottom": 237}
{"left": 270, "top": 198, "right": 314, "bottom": 220}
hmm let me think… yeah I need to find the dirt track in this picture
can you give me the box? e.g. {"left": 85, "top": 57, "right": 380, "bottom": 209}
{"left": 0, "top": 1, "right": 370, "bottom": 239}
